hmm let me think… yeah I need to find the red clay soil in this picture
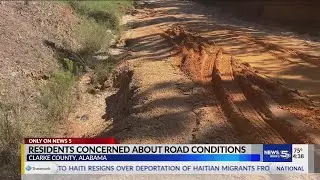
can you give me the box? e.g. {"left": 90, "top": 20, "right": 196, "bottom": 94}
{"left": 164, "top": 26, "right": 320, "bottom": 144}
{"left": 163, "top": 26, "right": 220, "bottom": 85}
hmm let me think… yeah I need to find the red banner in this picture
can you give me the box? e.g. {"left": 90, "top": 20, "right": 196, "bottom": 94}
{"left": 24, "top": 138, "right": 117, "bottom": 144}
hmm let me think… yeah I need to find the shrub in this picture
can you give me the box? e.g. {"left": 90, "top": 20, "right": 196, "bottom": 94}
{"left": 69, "top": 0, "right": 133, "bottom": 46}
{"left": 0, "top": 103, "right": 21, "bottom": 179}
{"left": 88, "top": 11, "right": 120, "bottom": 32}
{"left": 0, "top": 65, "right": 76, "bottom": 179}
{"left": 76, "top": 18, "right": 112, "bottom": 56}
{"left": 40, "top": 61, "right": 76, "bottom": 123}
{"left": 91, "top": 60, "right": 114, "bottom": 86}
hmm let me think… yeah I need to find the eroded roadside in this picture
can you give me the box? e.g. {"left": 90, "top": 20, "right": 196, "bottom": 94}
{"left": 88, "top": 2, "right": 240, "bottom": 144}
{"left": 100, "top": 28, "right": 240, "bottom": 144}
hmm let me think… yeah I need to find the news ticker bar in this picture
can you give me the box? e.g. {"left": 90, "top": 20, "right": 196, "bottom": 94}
{"left": 20, "top": 140, "right": 320, "bottom": 174}
{"left": 23, "top": 162, "right": 311, "bottom": 174}
{"left": 21, "top": 145, "right": 307, "bottom": 162}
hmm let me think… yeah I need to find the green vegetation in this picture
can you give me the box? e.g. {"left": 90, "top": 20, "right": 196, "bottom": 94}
{"left": 68, "top": 0, "right": 133, "bottom": 89}
{"left": 0, "top": 103, "right": 21, "bottom": 179}
{"left": 69, "top": 0, "right": 133, "bottom": 52}
{"left": 40, "top": 59, "right": 76, "bottom": 125}
{"left": 0, "top": 59, "right": 76, "bottom": 179}
{"left": 77, "top": 18, "right": 113, "bottom": 55}
{"left": 38, "top": 0, "right": 134, "bottom": 135}
{"left": 90, "top": 60, "right": 114, "bottom": 91}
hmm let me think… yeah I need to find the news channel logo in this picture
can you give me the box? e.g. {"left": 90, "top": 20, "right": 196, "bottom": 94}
{"left": 263, "top": 144, "right": 292, "bottom": 162}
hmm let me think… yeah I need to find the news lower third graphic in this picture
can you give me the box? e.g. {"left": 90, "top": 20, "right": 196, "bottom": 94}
{"left": 21, "top": 138, "right": 317, "bottom": 175}
{"left": 263, "top": 144, "right": 292, "bottom": 162}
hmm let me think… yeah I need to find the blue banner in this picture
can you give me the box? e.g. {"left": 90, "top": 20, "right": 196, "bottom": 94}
{"left": 27, "top": 154, "right": 260, "bottom": 161}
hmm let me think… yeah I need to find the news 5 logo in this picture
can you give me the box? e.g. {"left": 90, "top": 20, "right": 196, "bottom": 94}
{"left": 263, "top": 144, "right": 292, "bottom": 162}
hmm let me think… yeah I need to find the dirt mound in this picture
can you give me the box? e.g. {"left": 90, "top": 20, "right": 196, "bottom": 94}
{"left": 164, "top": 26, "right": 320, "bottom": 144}
{"left": 164, "top": 26, "right": 220, "bottom": 85}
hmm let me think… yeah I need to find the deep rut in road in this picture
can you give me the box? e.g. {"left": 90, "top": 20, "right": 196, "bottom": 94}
{"left": 164, "top": 26, "right": 320, "bottom": 144}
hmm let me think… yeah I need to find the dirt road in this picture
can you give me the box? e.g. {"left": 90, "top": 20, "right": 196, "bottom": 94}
{"left": 94, "top": 0, "right": 320, "bottom": 144}
{"left": 69, "top": 0, "right": 320, "bottom": 145}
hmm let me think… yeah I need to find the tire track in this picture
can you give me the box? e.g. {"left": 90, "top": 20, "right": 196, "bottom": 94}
{"left": 234, "top": 62, "right": 320, "bottom": 144}
{"left": 212, "top": 51, "right": 285, "bottom": 144}
{"left": 164, "top": 26, "right": 320, "bottom": 144}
